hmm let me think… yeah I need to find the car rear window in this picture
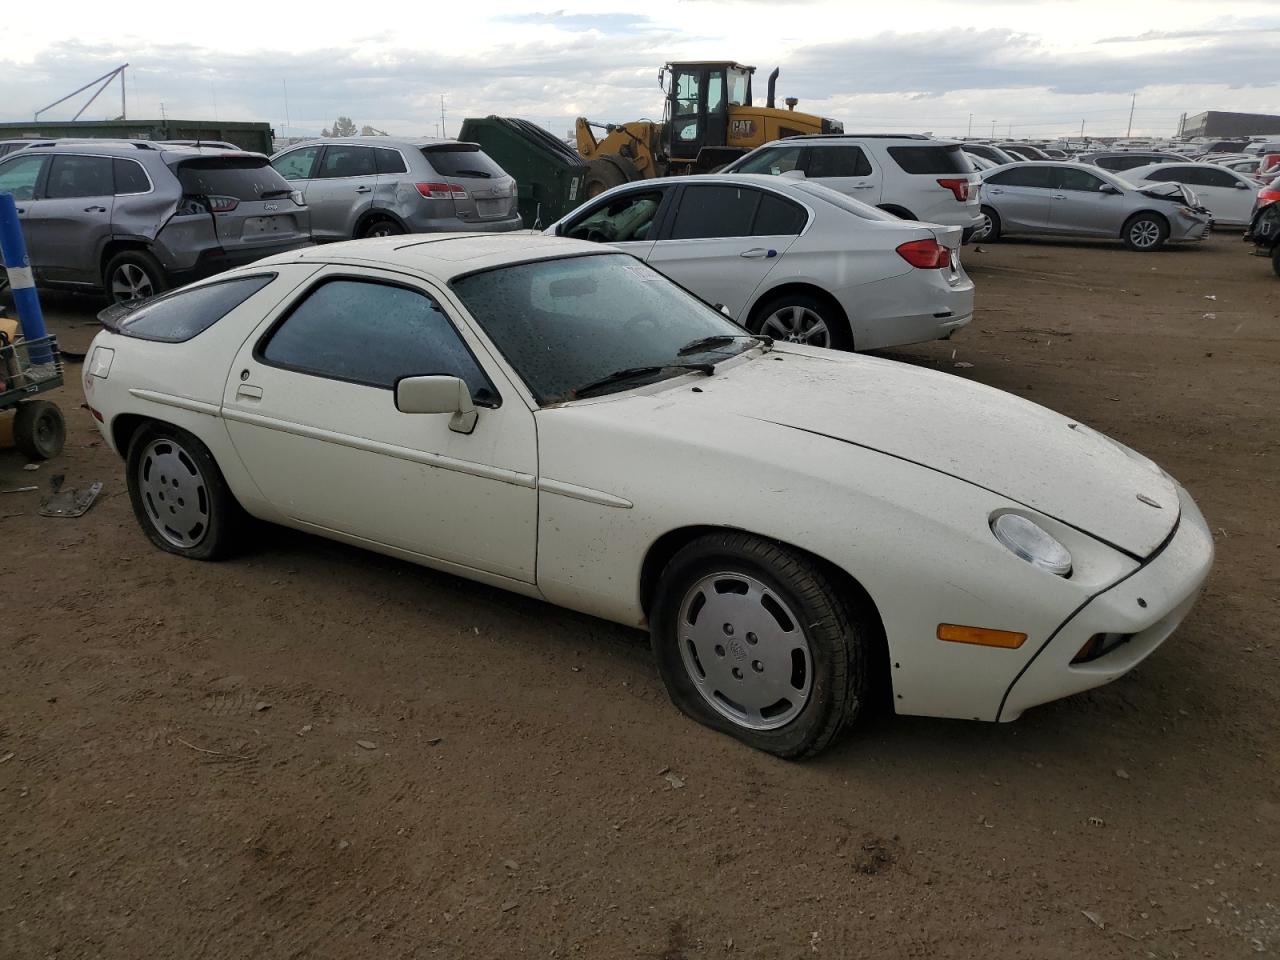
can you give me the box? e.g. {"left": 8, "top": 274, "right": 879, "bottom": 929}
{"left": 887, "top": 145, "right": 973, "bottom": 175}
{"left": 173, "top": 157, "right": 293, "bottom": 200}
{"left": 422, "top": 146, "right": 506, "bottom": 179}
{"left": 106, "top": 274, "right": 275, "bottom": 342}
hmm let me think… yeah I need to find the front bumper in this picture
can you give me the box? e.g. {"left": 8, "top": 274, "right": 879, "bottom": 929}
{"left": 998, "top": 483, "right": 1213, "bottom": 721}
{"left": 1170, "top": 216, "right": 1213, "bottom": 243}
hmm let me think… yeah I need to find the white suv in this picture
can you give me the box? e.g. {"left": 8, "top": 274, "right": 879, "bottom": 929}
{"left": 724, "top": 134, "right": 984, "bottom": 241}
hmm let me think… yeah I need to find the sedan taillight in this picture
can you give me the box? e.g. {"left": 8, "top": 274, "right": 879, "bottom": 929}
{"left": 416, "top": 182, "right": 469, "bottom": 200}
{"left": 1257, "top": 188, "right": 1280, "bottom": 209}
{"left": 897, "top": 238, "right": 951, "bottom": 269}
{"left": 937, "top": 178, "right": 970, "bottom": 202}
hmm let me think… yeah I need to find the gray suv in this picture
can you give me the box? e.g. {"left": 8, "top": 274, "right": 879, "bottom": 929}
{"left": 270, "top": 137, "right": 521, "bottom": 240}
{"left": 0, "top": 141, "right": 311, "bottom": 303}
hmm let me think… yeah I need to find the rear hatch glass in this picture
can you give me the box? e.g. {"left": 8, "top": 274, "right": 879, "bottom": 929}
{"left": 887, "top": 145, "right": 975, "bottom": 175}
{"left": 171, "top": 156, "right": 306, "bottom": 246}
{"left": 421, "top": 145, "right": 515, "bottom": 222}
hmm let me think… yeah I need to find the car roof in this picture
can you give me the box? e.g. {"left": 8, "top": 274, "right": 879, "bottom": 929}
{"left": 275, "top": 137, "right": 470, "bottom": 150}
{"left": 15, "top": 140, "right": 264, "bottom": 160}
{"left": 252, "top": 233, "right": 606, "bottom": 281}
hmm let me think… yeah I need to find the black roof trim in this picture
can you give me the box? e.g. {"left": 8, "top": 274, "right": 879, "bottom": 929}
{"left": 782, "top": 133, "right": 932, "bottom": 141}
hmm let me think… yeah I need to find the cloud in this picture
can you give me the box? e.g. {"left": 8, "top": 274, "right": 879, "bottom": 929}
{"left": 498, "top": 11, "right": 655, "bottom": 33}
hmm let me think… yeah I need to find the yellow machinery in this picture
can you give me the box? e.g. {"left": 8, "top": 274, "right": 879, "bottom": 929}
{"left": 575, "top": 61, "right": 843, "bottom": 196}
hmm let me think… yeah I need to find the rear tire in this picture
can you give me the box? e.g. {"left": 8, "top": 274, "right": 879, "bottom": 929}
{"left": 125, "top": 422, "right": 242, "bottom": 561}
{"left": 748, "top": 292, "right": 852, "bottom": 351}
{"left": 13, "top": 399, "right": 65, "bottom": 460}
{"left": 1271, "top": 246, "right": 1280, "bottom": 278}
{"left": 104, "top": 249, "right": 168, "bottom": 305}
{"left": 358, "top": 217, "right": 405, "bottom": 239}
{"left": 584, "top": 155, "right": 639, "bottom": 198}
{"left": 974, "top": 206, "right": 1001, "bottom": 242}
{"left": 1122, "top": 213, "right": 1169, "bottom": 252}
{"left": 650, "top": 532, "right": 871, "bottom": 759}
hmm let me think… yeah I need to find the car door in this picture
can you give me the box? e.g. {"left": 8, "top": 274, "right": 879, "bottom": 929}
{"left": 221, "top": 267, "right": 539, "bottom": 582}
{"left": 21, "top": 153, "right": 115, "bottom": 284}
{"left": 1047, "top": 166, "right": 1125, "bottom": 237}
{"left": 0, "top": 153, "right": 47, "bottom": 266}
{"left": 643, "top": 183, "right": 799, "bottom": 318}
{"left": 556, "top": 184, "right": 673, "bottom": 260}
{"left": 804, "top": 144, "right": 880, "bottom": 203}
{"left": 270, "top": 145, "right": 321, "bottom": 213}
{"left": 300, "top": 145, "right": 378, "bottom": 241}
{"left": 1184, "top": 166, "right": 1256, "bottom": 224}
{"left": 982, "top": 165, "right": 1055, "bottom": 232}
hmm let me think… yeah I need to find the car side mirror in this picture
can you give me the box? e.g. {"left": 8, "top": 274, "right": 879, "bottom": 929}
{"left": 1235, "top": 181, "right": 1251, "bottom": 190}
{"left": 1099, "top": 184, "right": 1121, "bottom": 194}
{"left": 714, "top": 303, "right": 732, "bottom": 317}
{"left": 395, "top": 375, "right": 478, "bottom": 434}
{"left": 779, "top": 169, "right": 806, "bottom": 180}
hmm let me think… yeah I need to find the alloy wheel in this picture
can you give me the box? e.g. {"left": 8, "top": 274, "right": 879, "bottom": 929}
{"left": 676, "top": 572, "right": 813, "bottom": 731}
{"left": 975, "top": 213, "right": 994, "bottom": 240}
{"left": 137, "top": 438, "right": 210, "bottom": 549}
{"left": 111, "top": 263, "right": 155, "bottom": 302}
{"left": 1129, "top": 220, "right": 1161, "bottom": 249}
{"left": 760, "top": 305, "right": 831, "bottom": 347}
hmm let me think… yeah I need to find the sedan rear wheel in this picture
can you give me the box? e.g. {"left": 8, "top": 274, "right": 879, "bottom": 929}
{"left": 651, "top": 532, "right": 872, "bottom": 758}
{"left": 126, "top": 423, "right": 242, "bottom": 560}
{"left": 1123, "top": 213, "right": 1168, "bottom": 252}
{"left": 750, "top": 293, "right": 850, "bottom": 350}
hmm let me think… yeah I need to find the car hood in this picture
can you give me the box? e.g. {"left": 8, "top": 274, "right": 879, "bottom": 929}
{"left": 661, "top": 347, "right": 1180, "bottom": 558}
{"left": 1136, "top": 181, "right": 1200, "bottom": 207}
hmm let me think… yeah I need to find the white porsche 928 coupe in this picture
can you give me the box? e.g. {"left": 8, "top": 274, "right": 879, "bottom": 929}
{"left": 83, "top": 234, "right": 1213, "bottom": 758}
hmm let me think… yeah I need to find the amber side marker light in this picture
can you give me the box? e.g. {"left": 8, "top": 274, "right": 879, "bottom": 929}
{"left": 937, "top": 624, "right": 1028, "bottom": 649}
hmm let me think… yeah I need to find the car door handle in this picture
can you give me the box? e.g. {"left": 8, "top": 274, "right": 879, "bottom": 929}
{"left": 15, "top": 207, "right": 25, "bottom": 214}
{"left": 83, "top": 205, "right": 107, "bottom": 213}
{"left": 850, "top": 183, "right": 875, "bottom": 190}
{"left": 236, "top": 384, "right": 263, "bottom": 402}
{"left": 355, "top": 186, "right": 372, "bottom": 194}
{"left": 739, "top": 248, "right": 777, "bottom": 259}
{"left": 1051, "top": 194, "right": 1067, "bottom": 200}
{"left": 987, "top": 188, "right": 1003, "bottom": 195}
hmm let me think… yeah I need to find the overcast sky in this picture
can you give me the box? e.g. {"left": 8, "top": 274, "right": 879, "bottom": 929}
{"left": 3, "top": 1, "right": 1278, "bottom": 141}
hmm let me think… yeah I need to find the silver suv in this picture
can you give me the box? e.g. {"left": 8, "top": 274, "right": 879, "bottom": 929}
{"left": 269, "top": 137, "right": 521, "bottom": 240}
{"left": 0, "top": 141, "right": 311, "bottom": 303}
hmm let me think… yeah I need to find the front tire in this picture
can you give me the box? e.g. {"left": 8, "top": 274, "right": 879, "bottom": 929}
{"left": 104, "top": 249, "right": 168, "bottom": 305}
{"left": 974, "top": 206, "right": 1001, "bottom": 242}
{"left": 650, "top": 532, "right": 871, "bottom": 758}
{"left": 125, "top": 422, "right": 242, "bottom": 560}
{"left": 748, "top": 292, "right": 851, "bottom": 350}
{"left": 1122, "top": 213, "right": 1169, "bottom": 252}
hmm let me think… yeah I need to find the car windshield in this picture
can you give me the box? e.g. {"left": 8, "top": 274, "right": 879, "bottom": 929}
{"left": 451, "top": 253, "right": 757, "bottom": 404}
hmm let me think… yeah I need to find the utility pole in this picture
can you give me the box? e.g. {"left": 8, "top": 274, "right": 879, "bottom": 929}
{"left": 282, "top": 80, "right": 291, "bottom": 139}
{"left": 1126, "top": 93, "right": 1136, "bottom": 138}
{"left": 991, "top": 120, "right": 996, "bottom": 137}
{"left": 1080, "top": 119, "right": 1085, "bottom": 139}
{"left": 440, "top": 95, "right": 447, "bottom": 139}
{"left": 121, "top": 65, "right": 126, "bottom": 120}
{"left": 967, "top": 113, "right": 972, "bottom": 137}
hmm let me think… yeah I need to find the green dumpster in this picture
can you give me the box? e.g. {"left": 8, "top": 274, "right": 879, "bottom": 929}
{"left": 458, "top": 117, "right": 588, "bottom": 229}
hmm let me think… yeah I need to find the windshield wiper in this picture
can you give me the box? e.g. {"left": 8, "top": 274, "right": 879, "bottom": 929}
{"left": 572, "top": 363, "right": 714, "bottom": 399}
{"left": 453, "top": 169, "right": 493, "bottom": 179}
{"left": 261, "top": 188, "right": 293, "bottom": 200}
{"left": 676, "top": 333, "right": 771, "bottom": 356}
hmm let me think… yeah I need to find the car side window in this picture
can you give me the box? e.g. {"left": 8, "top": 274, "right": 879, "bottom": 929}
{"left": 1055, "top": 168, "right": 1104, "bottom": 192}
{"left": 751, "top": 191, "right": 807, "bottom": 235}
{"left": 272, "top": 147, "right": 320, "bottom": 181}
{"left": 669, "top": 184, "right": 758, "bottom": 239}
{"left": 0, "top": 154, "right": 45, "bottom": 201}
{"left": 44, "top": 155, "right": 113, "bottom": 198}
{"left": 113, "top": 158, "right": 151, "bottom": 195}
{"left": 806, "top": 146, "right": 871, "bottom": 178}
{"left": 317, "top": 146, "right": 376, "bottom": 179}
{"left": 565, "top": 191, "right": 664, "bottom": 243}
{"left": 735, "top": 146, "right": 804, "bottom": 176}
{"left": 987, "top": 166, "right": 1054, "bottom": 188}
{"left": 1143, "top": 168, "right": 1178, "bottom": 182}
{"left": 1198, "top": 167, "right": 1239, "bottom": 188}
{"left": 374, "top": 147, "right": 408, "bottom": 175}
{"left": 259, "top": 279, "right": 497, "bottom": 404}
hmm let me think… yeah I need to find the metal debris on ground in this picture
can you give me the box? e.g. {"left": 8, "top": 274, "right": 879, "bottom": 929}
{"left": 1082, "top": 910, "right": 1105, "bottom": 929}
{"left": 38, "top": 480, "right": 103, "bottom": 518}
{"left": 356, "top": 739, "right": 377, "bottom": 750}
{"left": 2, "top": 486, "right": 38, "bottom": 494}
{"left": 663, "top": 772, "right": 686, "bottom": 789}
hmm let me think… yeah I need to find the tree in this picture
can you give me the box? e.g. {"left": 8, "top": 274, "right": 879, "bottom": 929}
{"left": 322, "top": 116, "right": 357, "bottom": 137}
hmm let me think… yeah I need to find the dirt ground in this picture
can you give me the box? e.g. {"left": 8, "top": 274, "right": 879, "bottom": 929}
{"left": 2, "top": 232, "right": 1278, "bottom": 960}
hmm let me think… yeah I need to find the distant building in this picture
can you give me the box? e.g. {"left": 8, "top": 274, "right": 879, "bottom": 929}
{"left": 1180, "top": 111, "right": 1280, "bottom": 139}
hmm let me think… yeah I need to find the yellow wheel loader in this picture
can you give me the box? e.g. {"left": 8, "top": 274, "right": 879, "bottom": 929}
{"left": 575, "top": 61, "right": 844, "bottom": 196}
